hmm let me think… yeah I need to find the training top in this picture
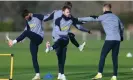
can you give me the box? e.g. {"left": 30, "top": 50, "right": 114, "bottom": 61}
{"left": 32, "top": 10, "right": 89, "bottom": 41}
{"left": 52, "top": 15, "right": 89, "bottom": 41}
{"left": 25, "top": 17, "right": 44, "bottom": 38}
{"left": 78, "top": 11, "right": 124, "bottom": 41}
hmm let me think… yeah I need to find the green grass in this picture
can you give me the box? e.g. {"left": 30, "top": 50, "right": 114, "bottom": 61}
{"left": 0, "top": 40, "right": 133, "bottom": 80}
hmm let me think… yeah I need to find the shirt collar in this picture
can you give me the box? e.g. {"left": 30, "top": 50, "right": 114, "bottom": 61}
{"left": 62, "top": 14, "right": 71, "bottom": 21}
{"left": 103, "top": 11, "right": 112, "bottom": 14}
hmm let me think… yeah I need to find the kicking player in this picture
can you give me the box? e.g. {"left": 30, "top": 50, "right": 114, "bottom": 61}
{"left": 7, "top": 9, "right": 53, "bottom": 80}
{"left": 64, "top": 1, "right": 88, "bottom": 51}
{"left": 45, "top": 6, "right": 90, "bottom": 80}
{"left": 33, "top": 1, "right": 91, "bottom": 52}
{"left": 78, "top": 4, "right": 124, "bottom": 80}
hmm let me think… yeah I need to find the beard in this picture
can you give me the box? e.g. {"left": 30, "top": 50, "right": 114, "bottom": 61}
{"left": 28, "top": 16, "right": 32, "bottom": 21}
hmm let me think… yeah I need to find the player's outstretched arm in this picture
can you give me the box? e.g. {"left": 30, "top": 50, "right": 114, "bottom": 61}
{"left": 31, "top": 11, "right": 55, "bottom": 22}
{"left": 73, "top": 24, "right": 91, "bottom": 34}
{"left": 78, "top": 16, "right": 100, "bottom": 22}
{"left": 72, "top": 17, "right": 91, "bottom": 34}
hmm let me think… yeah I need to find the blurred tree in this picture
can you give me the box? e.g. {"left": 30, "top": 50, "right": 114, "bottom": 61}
{"left": 0, "top": 1, "right": 132, "bottom": 31}
{"left": 118, "top": 12, "right": 133, "bottom": 28}
{"left": 0, "top": 1, "right": 38, "bottom": 31}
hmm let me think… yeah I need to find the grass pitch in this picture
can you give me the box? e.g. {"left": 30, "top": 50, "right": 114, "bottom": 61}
{"left": 0, "top": 40, "right": 133, "bottom": 80}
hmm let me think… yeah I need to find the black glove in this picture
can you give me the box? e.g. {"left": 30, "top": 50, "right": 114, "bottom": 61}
{"left": 121, "top": 36, "right": 123, "bottom": 42}
{"left": 88, "top": 30, "right": 92, "bottom": 34}
{"left": 72, "top": 16, "right": 84, "bottom": 24}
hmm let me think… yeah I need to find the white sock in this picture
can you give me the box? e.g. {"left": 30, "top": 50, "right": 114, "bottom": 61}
{"left": 78, "top": 45, "right": 81, "bottom": 48}
{"left": 61, "top": 74, "right": 65, "bottom": 76}
{"left": 58, "top": 73, "right": 61, "bottom": 75}
{"left": 50, "top": 47, "right": 53, "bottom": 50}
{"left": 98, "top": 72, "right": 102, "bottom": 75}
{"left": 112, "top": 76, "right": 116, "bottom": 78}
{"left": 36, "top": 73, "right": 40, "bottom": 76}
{"left": 13, "top": 40, "right": 17, "bottom": 45}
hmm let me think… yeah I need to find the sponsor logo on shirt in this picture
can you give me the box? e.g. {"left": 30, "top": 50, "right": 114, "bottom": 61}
{"left": 61, "top": 26, "right": 69, "bottom": 31}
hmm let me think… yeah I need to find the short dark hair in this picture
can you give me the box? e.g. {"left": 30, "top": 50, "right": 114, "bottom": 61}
{"left": 64, "top": 1, "right": 72, "bottom": 8}
{"left": 62, "top": 6, "right": 71, "bottom": 11}
{"left": 104, "top": 3, "right": 112, "bottom": 9}
{"left": 21, "top": 9, "right": 30, "bottom": 18}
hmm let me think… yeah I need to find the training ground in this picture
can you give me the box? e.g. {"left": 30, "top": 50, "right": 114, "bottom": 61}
{"left": 0, "top": 39, "right": 133, "bottom": 80}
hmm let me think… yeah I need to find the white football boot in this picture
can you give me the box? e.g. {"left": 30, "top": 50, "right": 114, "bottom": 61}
{"left": 32, "top": 75, "right": 40, "bottom": 80}
{"left": 78, "top": 42, "right": 86, "bottom": 51}
{"left": 60, "top": 74, "right": 67, "bottom": 80}
{"left": 57, "top": 73, "right": 62, "bottom": 79}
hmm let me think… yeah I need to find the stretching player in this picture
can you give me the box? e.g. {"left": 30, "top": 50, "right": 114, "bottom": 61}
{"left": 64, "top": 1, "right": 88, "bottom": 51}
{"left": 32, "top": 1, "right": 91, "bottom": 52}
{"left": 7, "top": 9, "right": 54, "bottom": 80}
{"left": 78, "top": 4, "right": 124, "bottom": 80}
{"left": 45, "top": 6, "right": 90, "bottom": 80}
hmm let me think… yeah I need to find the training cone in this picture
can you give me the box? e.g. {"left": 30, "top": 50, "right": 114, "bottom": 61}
{"left": 43, "top": 73, "right": 53, "bottom": 80}
{"left": 126, "top": 52, "right": 132, "bottom": 58}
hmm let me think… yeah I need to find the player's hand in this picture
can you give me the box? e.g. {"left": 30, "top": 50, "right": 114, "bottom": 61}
{"left": 121, "top": 36, "right": 124, "bottom": 42}
{"left": 88, "top": 30, "right": 92, "bottom": 34}
{"left": 8, "top": 40, "right": 13, "bottom": 47}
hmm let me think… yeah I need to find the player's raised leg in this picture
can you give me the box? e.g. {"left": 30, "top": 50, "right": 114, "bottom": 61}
{"left": 68, "top": 32, "right": 86, "bottom": 51}
{"left": 79, "top": 42, "right": 86, "bottom": 51}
